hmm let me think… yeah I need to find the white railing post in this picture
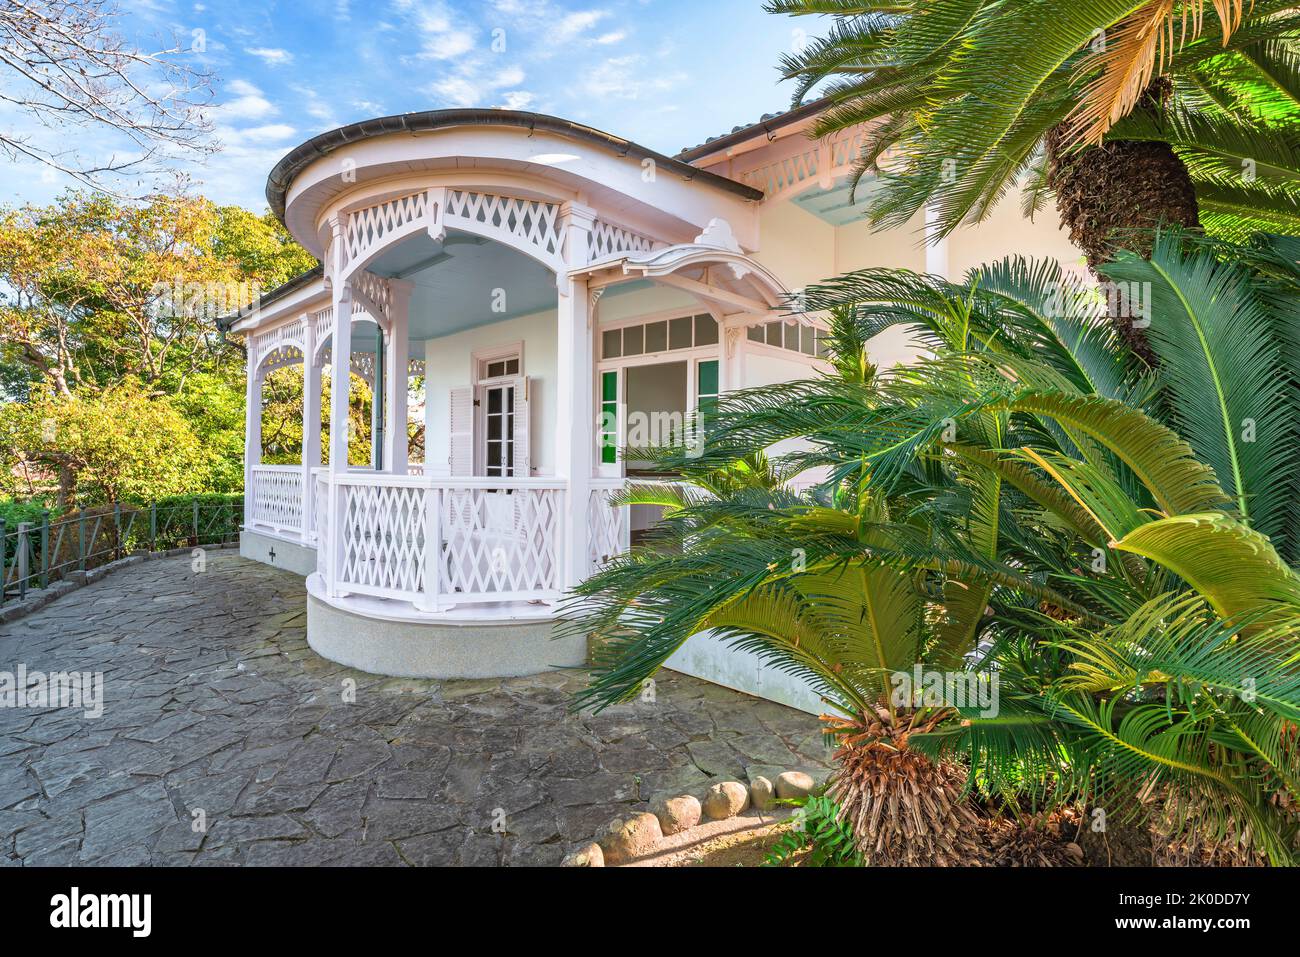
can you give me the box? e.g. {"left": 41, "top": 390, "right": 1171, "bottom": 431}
{"left": 416, "top": 486, "right": 441, "bottom": 612}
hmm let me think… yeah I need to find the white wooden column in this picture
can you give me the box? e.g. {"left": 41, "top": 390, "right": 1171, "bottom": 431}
{"left": 369, "top": 327, "right": 384, "bottom": 470}
{"left": 243, "top": 359, "right": 263, "bottom": 527}
{"left": 326, "top": 219, "right": 353, "bottom": 597}
{"left": 300, "top": 313, "right": 322, "bottom": 542}
{"left": 557, "top": 201, "right": 595, "bottom": 589}
{"left": 328, "top": 259, "right": 353, "bottom": 466}
{"left": 385, "top": 280, "right": 413, "bottom": 475}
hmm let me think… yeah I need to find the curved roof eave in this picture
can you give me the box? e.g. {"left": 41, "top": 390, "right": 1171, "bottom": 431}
{"left": 265, "top": 109, "right": 764, "bottom": 223}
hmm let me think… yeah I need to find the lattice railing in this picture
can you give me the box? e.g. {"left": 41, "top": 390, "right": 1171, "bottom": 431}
{"left": 251, "top": 316, "right": 305, "bottom": 372}
{"left": 735, "top": 127, "right": 868, "bottom": 201}
{"left": 308, "top": 306, "right": 333, "bottom": 360}
{"left": 588, "top": 220, "right": 662, "bottom": 261}
{"left": 588, "top": 482, "right": 630, "bottom": 569}
{"left": 738, "top": 150, "right": 820, "bottom": 200}
{"left": 352, "top": 270, "right": 393, "bottom": 323}
{"left": 323, "top": 475, "right": 564, "bottom": 609}
{"left": 337, "top": 481, "right": 428, "bottom": 599}
{"left": 249, "top": 465, "right": 305, "bottom": 533}
{"left": 827, "top": 127, "right": 868, "bottom": 171}
{"left": 445, "top": 189, "right": 563, "bottom": 266}
{"left": 345, "top": 192, "right": 432, "bottom": 268}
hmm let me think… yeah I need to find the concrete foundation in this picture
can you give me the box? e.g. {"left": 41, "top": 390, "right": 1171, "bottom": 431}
{"left": 305, "top": 577, "right": 586, "bottom": 679}
{"left": 666, "top": 629, "right": 829, "bottom": 716}
{"left": 240, "top": 527, "right": 318, "bottom": 577}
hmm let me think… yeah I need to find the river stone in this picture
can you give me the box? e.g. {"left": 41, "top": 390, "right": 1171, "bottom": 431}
{"left": 775, "top": 770, "right": 815, "bottom": 800}
{"left": 561, "top": 843, "right": 605, "bottom": 867}
{"left": 599, "top": 812, "right": 663, "bottom": 865}
{"left": 750, "top": 775, "right": 776, "bottom": 810}
{"left": 703, "top": 781, "right": 750, "bottom": 820}
{"left": 653, "top": 794, "right": 702, "bottom": 835}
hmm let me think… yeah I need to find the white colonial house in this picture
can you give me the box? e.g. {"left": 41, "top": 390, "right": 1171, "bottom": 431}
{"left": 227, "top": 104, "right": 1083, "bottom": 712}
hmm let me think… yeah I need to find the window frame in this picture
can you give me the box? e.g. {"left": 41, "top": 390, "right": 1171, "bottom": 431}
{"left": 470, "top": 342, "right": 525, "bottom": 477}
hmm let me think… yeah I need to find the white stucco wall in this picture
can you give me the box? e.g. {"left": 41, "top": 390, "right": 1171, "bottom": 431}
{"left": 420, "top": 309, "right": 558, "bottom": 476}
{"left": 597, "top": 283, "right": 699, "bottom": 323}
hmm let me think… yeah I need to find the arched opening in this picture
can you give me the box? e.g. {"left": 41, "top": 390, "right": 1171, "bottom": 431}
{"left": 363, "top": 226, "right": 558, "bottom": 479}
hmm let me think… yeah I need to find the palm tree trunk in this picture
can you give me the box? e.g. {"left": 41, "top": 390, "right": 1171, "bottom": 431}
{"left": 1044, "top": 127, "right": 1200, "bottom": 363}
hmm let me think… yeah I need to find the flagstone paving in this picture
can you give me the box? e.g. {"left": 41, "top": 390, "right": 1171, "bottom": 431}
{"left": 0, "top": 553, "right": 831, "bottom": 866}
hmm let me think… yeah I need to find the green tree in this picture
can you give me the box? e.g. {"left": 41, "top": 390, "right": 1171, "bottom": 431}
{"left": 1, "top": 381, "right": 209, "bottom": 505}
{"left": 214, "top": 206, "right": 317, "bottom": 291}
{"left": 0, "top": 189, "right": 316, "bottom": 502}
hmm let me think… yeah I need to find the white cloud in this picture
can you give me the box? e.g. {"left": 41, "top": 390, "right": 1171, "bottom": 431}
{"left": 595, "top": 31, "right": 626, "bottom": 45}
{"left": 419, "top": 30, "right": 475, "bottom": 60}
{"left": 219, "top": 79, "right": 277, "bottom": 120}
{"left": 425, "top": 63, "right": 526, "bottom": 108}
{"left": 290, "top": 84, "right": 342, "bottom": 131}
{"left": 408, "top": 4, "right": 476, "bottom": 60}
{"left": 498, "top": 91, "right": 535, "bottom": 110}
{"left": 229, "top": 123, "right": 296, "bottom": 144}
{"left": 583, "top": 56, "right": 685, "bottom": 101}
{"left": 245, "top": 47, "right": 294, "bottom": 66}
{"left": 427, "top": 76, "right": 481, "bottom": 107}
{"left": 550, "top": 10, "right": 609, "bottom": 44}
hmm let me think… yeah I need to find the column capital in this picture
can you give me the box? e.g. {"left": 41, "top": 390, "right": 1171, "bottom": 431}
{"left": 387, "top": 277, "right": 416, "bottom": 308}
{"left": 560, "top": 201, "right": 597, "bottom": 230}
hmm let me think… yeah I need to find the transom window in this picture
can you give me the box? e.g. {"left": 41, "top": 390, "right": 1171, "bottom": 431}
{"left": 482, "top": 356, "right": 520, "bottom": 379}
{"left": 602, "top": 313, "right": 718, "bottom": 360}
{"left": 747, "top": 319, "right": 827, "bottom": 357}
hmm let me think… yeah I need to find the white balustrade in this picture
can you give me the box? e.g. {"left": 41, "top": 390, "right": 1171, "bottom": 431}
{"left": 320, "top": 473, "right": 565, "bottom": 610}
{"left": 249, "top": 465, "right": 306, "bottom": 533}
{"left": 588, "top": 479, "right": 631, "bottom": 568}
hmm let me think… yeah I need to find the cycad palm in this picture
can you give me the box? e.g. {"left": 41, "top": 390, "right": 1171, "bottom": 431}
{"left": 570, "top": 234, "right": 1300, "bottom": 864}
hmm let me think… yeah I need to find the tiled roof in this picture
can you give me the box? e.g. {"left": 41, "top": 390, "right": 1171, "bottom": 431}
{"left": 678, "top": 110, "right": 791, "bottom": 156}
{"left": 675, "top": 96, "right": 831, "bottom": 162}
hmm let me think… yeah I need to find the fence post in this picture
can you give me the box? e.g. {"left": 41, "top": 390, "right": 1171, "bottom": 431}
{"left": 0, "top": 518, "right": 6, "bottom": 606}
{"left": 39, "top": 509, "right": 50, "bottom": 589}
{"left": 113, "top": 503, "right": 122, "bottom": 560}
{"left": 78, "top": 508, "right": 86, "bottom": 572}
{"left": 150, "top": 503, "right": 157, "bottom": 552}
{"left": 17, "top": 522, "right": 30, "bottom": 599}
{"left": 192, "top": 501, "right": 200, "bottom": 546}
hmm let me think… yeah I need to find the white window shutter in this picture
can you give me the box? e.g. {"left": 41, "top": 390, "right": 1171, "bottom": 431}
{"left": 449, "top": 387, "right": 473, "bottom": 476}
{"left": 511, "top": 376, "right": 531, "bottom": 476}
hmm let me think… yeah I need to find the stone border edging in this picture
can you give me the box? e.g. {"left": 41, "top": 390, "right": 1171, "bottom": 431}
{"left": 0, "top": 542, "right": 241, "bottom": 626}
{"left": 562, "top": 769, "right": 819, "bottom": 867}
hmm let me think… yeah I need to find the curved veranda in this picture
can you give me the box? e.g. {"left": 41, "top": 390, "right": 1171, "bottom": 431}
{"left": 226, "top": 110, "right": 826, "bottom": 679}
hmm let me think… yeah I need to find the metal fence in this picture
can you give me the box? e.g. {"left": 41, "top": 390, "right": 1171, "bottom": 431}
{"left": 1, "top": 498, "right": 243, "bottom": 604}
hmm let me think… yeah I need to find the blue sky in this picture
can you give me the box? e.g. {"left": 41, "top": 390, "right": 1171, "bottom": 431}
{"left": 3, "top": 0, "right": 819, "bottom": 211}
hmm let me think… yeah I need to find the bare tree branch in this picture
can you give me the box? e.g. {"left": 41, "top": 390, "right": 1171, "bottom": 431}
{"left": 0, "top": 0, "right": 217, "bottom": 191}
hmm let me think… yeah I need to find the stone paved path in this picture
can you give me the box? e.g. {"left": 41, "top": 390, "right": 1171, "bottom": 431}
{"left": 0, "top": 553, "right": 831, "bottom": 866}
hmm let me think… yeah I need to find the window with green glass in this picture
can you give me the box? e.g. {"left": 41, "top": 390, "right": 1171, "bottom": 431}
{"left": 696, "top": 360, "right": 719, "bottom": 438}
{"left": 600, "top": 371, "right": 619, "bottom": 465}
